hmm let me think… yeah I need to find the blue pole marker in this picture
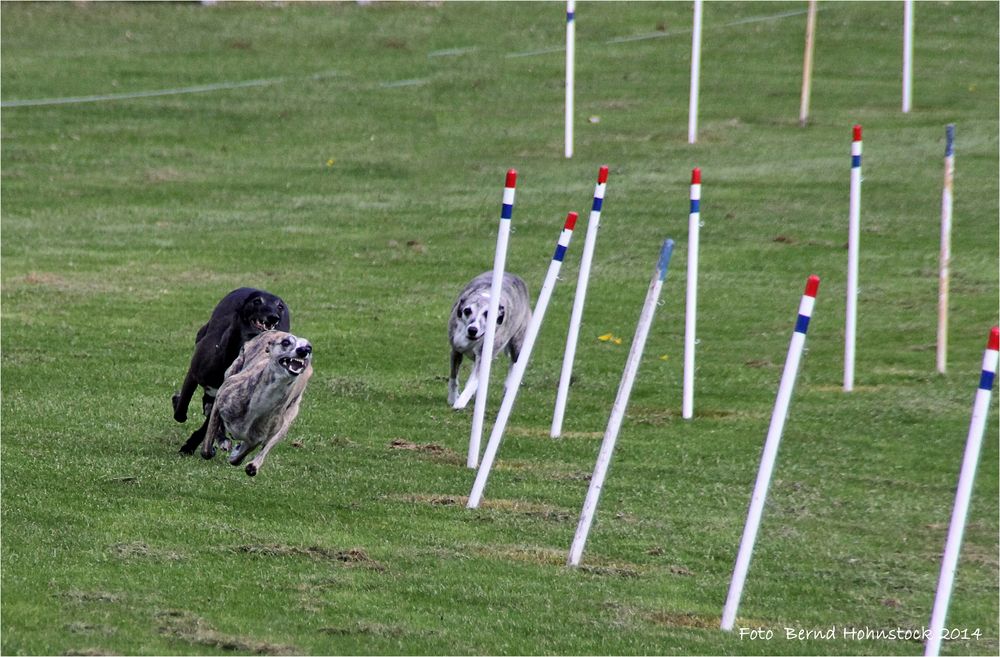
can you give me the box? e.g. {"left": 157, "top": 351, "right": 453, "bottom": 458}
{"left": 657, "top": 239, "right": 675, "bottom": 281}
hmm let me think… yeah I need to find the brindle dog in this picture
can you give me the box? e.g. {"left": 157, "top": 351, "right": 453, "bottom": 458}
{"left": 200, "top": 331, "right": 313, "bottom": 477}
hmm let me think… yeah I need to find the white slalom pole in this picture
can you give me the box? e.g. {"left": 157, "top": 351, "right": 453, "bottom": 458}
{"left": 902, "top": 0, "right": 913, "bottom": 113}
{"left": 721, "top": 275, "right": 820, "bottom": 631}
{"left": 687, "top": 0, "right": 703, "bottom": 144}
{"left": 551, "top": 166, "right": 609, "bottom": 437}
{"left": 565, "top": 0, "right": 575, "bottom": 159}
{"left": 468, "top": 213, "right": 579, "bottom": 508}
{"left": 925, "top": 327, "right": 999, "bottom": 657}
{"left": 937, "top": 124, "right": 955, "bottom": 374}
{"left": 567, "top": 239, "right": 675, "bottom": 567}
{"left": 469, "top": 169, "right": 517, "bottom": 469}
{"left": 844, "top": 125, "right": 862, "bottom": 392}
{"left": 683, "top": 167, "right": 701, "bottom": 420}
{"left": 798, "top": 0, "right": 818, "bottom": 127}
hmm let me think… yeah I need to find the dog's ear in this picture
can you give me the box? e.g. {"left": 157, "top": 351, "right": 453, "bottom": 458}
{"left": 497, "top": 304, "right": 506, "bottom": 325}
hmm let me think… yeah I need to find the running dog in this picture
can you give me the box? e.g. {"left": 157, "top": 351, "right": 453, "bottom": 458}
{"left": 173, "top": 287, "right": 290, "bottom": 455}
{"left": 200, "top": 330, "right": 313, "bottom": 477}
{"left": 448, "top": 271, "right": 530, "bottom": 409}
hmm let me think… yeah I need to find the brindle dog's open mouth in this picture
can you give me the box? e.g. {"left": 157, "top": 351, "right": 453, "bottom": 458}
{"left": 279, "top": 357, "right": 308, "bottom": 375}
{"left": 251, "top": 318, "right": 278, "bottom": 332}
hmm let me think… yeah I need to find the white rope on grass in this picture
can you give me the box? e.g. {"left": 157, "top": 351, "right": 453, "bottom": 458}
{"left": 2, "top": 7, "right": 820, "bottom": 108}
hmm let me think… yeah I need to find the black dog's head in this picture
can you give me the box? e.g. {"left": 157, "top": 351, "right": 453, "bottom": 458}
{"left": 239, "top": 291, "right": 288, "bottom": 339}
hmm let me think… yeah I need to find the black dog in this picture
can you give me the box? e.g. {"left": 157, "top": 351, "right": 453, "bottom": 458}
{"left": 173, "top": 287, "right": 291, "bottom": 455}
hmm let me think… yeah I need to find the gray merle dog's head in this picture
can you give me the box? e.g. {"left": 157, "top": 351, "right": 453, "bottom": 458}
{"left": 239, "top": 291, "right": 288, "bottom": 339}
{"left": 454, "top": 290, "right": 506, "bottom": 342}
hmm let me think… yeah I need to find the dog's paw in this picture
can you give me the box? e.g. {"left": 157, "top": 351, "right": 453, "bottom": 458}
{"left": 172, "top": 393, "right": 187, "bottom": 423}
{"left": 245, "top": 463, "right": 258, "bottom": 477}
{"left": 201, "top": 446, "right": 216, "bottom": 460}
{"left": 178, "top": 443, "right": 196, "bottom": 456}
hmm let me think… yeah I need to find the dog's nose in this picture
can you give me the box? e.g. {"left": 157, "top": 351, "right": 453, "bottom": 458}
{"left": 467, "top": 326, "right": 479, "bottom": 338}
{"left": 296, "top": 345, "right": 312, "bottom": 357}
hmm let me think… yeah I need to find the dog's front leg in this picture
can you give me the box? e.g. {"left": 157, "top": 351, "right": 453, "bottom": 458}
{"left": 452, "top": 358, "right": 480, "bottom": 410}
{"left": 172, "top": 370, "right": 200, "bottom": 423}
{"left": 179, "top": 388, "right": 220, "bottom": 455}
{"left": 243, "top": 413, "right": 298, "bottom": 477}
{"left": 448, "top": 351, "right": 463, "bottom": 405}
{"left": 179, "top": 418, "right": 209, "bottom": 455}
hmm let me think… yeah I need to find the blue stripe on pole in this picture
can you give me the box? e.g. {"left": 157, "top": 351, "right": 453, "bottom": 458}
{"left": 553, "top": 244, "right": 568, "bottom": 262}
{"left": 795, "top": 313, "right": 811, "bottom": 334}
{"left": 852, "top": 155, "right": 861, "bottom": 168}
{"left": 690, "top": 199, "right": 700, "bottom": 213}
{"left": 501, "top": 203, "right": 513, "bottom": 220}
{"left": 657, "top": 239, "right": 675, "bottom": 281}
{"left": 591, "top": 197, "right": 603, "bottom": 212}
{"left": 980, "top": 369, "right": 996, "bottom": 391}
{"left": 567, "top": 11, "right": 575, "bottom": 21}
{"left": 945, "top": 124, "right": 955, "bottom": 157}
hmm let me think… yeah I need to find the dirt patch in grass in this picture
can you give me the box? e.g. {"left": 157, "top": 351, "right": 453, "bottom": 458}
{"left": 60, "top": 589, "right": 125, "bottom": 604}
{"left": 578, "top": 563, "right": 643, "bottom": 578}
{"left": 319, "top": 621, "right": 406, "bottom": 637}
{"left": 479, "top": 545, "right": 567, "bottom": 566}
{"left": 482, "top": 497, "right": 574, "bottom": 522}
{"left": 629, "top": 405, "right": 749, "bottom": 424}
{"left": 157, "top": 610, "right": 298, "bottom": 655}
{"left": 394, "top": 493, "right": 574, "bottom": 521}
{"left": 328, "top": 435, "right": 358, "bottom": 448}
{"left": 389, "top": 438, "right": 463, "bottom": 464}
{"left": 476, "top": 545, "right": 646, "bottom": 578}
{"left": 812, "top": 384, "right": 885, "bottom": 393}
{"left": 397, "top": 493, "right": 466, "bottom": 506}
{"left": 505, "top": 426, "right": 603, "bottom": 439}
{"left": 230, "top": 545, "right": 386, "bottom": 571}
{"left": 549, "top": 470, "right": 592, "bottom": 482}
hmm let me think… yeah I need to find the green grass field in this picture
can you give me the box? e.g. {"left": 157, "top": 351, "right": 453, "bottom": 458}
{"left": 2, "top": 1, "right": 997, "bottom": 655}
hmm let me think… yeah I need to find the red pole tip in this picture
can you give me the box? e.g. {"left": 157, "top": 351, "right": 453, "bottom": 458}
{"left": 597, "top": 166, "right": 609, "bottom": 184}
{"left": 989, "top": 326, "right": 999, "bottom": 351}
{"left": 505, "top": 169, "right": 517, "bottom": 188}
{"left": 804, "top": 275, "right": 820, "bottom": 298}
{"left": 853, "top": 124, "right": 862, "bottom": 141}
{"left": 564, "top": 211, "right": 579, "bottom": 230}
{"left": 691, "top": 167, "right": 701, "bottom": 184}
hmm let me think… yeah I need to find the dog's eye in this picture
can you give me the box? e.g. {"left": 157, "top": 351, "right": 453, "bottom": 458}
{"left": 253, "top": 298, "right": 263, "bottom": 306}
{"left": 462, "top": 308, "right": 472, "bottom": 318}
{"left": 281, "top": 339, "right": 291, "bottom": 348}
{"left": 277, "top": 303, "right": 284, "bottom": 312}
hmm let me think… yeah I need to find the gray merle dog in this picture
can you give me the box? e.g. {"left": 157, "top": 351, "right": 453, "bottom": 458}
{"left": 448, "top": 271, "right": 531, "bottom": 410}
{"left": 173, "top": 287, "right": 290, "bottom": 455}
